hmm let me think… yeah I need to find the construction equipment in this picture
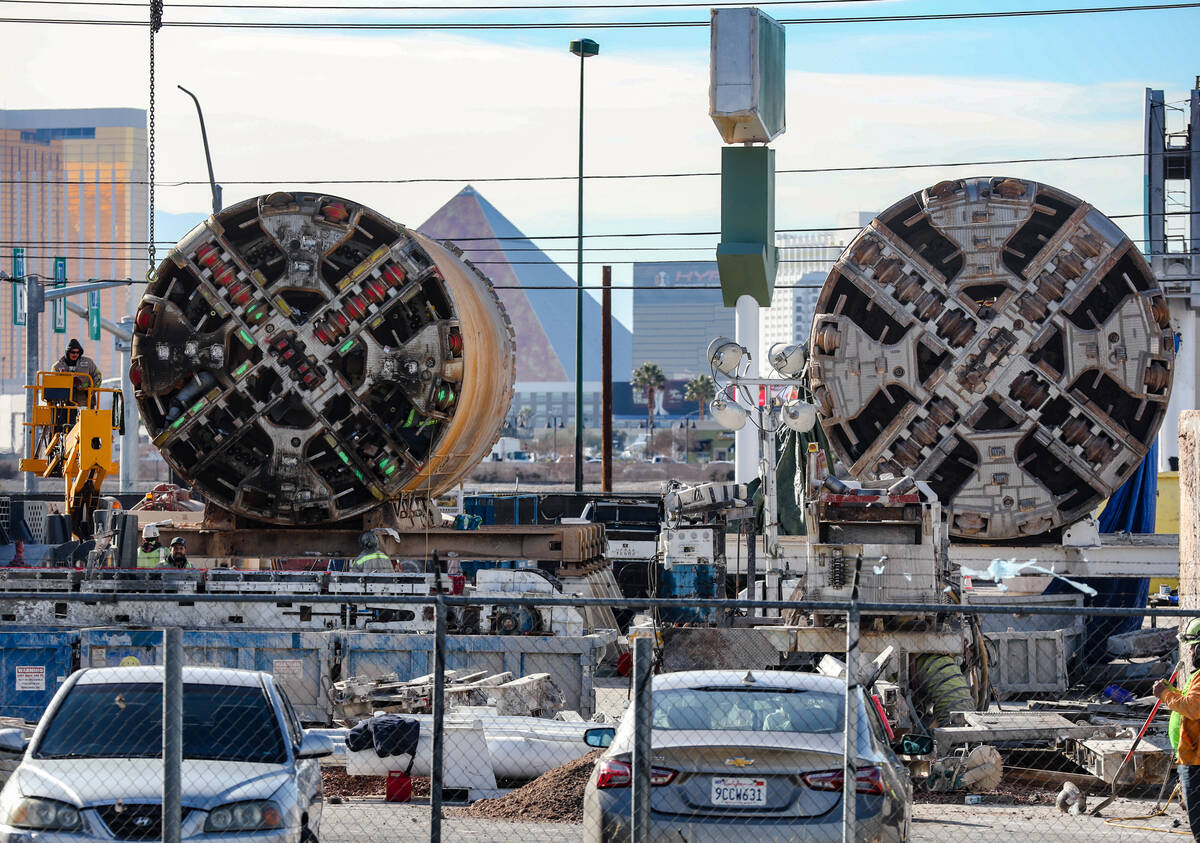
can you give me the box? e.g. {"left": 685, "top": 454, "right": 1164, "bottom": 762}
{"left": 810, "top": 176, "right": 1173, "bottom": 541}
{"left": 654, "top": 176, "right": 1178, "bottom": 789}
{"left": 18, "top": 371, "right": 122, "bottom": 539}
{"left": 131, "top": 191, "right": 515, "bottom": 527}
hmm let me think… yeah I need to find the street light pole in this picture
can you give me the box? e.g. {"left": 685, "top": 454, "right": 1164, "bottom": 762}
{"left": 569, "top": 37, "right": 598, "bottom": 493}
{"left": 177, "top": 85, "right": 222, "bottom": 214}
{"left": 547, "top": 414, "right": 564, "bottom": 460}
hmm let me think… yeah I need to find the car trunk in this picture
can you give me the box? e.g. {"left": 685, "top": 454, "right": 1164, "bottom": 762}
{"left": 647, "top": 745, "right": 843, "bottom": 819}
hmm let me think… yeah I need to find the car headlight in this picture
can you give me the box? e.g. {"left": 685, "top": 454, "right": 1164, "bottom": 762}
{"left": 6, "top": 796, "right": 83, "bottom": 831}
{"left": 204, "top": 799, "right": 284, "bottom": 832}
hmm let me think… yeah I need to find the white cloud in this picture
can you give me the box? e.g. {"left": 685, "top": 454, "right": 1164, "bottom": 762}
{"left": 3, "top": 24, "right": 1157, "bottom": 326}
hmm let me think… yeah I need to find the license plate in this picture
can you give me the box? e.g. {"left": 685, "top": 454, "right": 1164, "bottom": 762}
{"left": 711, "top": 777, "right": 767, "bottom": 807}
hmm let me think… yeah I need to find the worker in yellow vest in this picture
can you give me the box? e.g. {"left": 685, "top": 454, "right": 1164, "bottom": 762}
{"left": 1156, "top": 620, "right": 1200, "bottom": 841}
{"left": 136, "top": 525, "right": 165, "bottom": 569}
{"left": 350, "top": 532, "right": 392, "bottom": 572}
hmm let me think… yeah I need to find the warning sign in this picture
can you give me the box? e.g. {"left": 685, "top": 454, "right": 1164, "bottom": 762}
{"left": 15, "top": 665, "right": 45, "bottom": 692}
{"left": 273, "top": 659, "right": 303, "bottom": 681}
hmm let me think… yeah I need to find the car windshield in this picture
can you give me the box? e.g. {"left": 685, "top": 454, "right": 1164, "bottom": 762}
{"left": 652, "top": 686, "right": 845, "bottom": 733}
{"left": 35, "top": 682, "right": 287, "bottom": 763}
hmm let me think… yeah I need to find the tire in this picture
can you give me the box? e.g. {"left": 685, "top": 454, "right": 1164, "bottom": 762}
{"left": 300, "top": 826, "right": 318, "bottom": 843}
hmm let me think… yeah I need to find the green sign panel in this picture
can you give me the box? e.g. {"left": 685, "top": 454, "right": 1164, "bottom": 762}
{"left": 53, "top": 257, "right": 67, "bottom": 333}
{"left": 12, "top": 248, "right": 26, "bottom": 326}
{"left": 88, "top": 290, "right": 101, "bottom": 342}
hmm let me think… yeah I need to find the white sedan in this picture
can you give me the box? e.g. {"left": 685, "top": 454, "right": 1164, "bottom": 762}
{"left": 0, "top": 665, "right": 332, "bottom": 842}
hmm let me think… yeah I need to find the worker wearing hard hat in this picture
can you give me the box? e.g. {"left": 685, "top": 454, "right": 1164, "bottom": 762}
{"left": 53, "top": 338, "right": 102, "bottom": 408}
{"left": 349, "top": 531, "right": 392, "bottom": 573}
{"left": 1154, "top": 619, "right": 1200, "bottom": 840}
{"left": 156, "top": 536, "right": 194, "bottom": 569}
{"left": 136, "top": 525, "right": 165, "bottom": 569}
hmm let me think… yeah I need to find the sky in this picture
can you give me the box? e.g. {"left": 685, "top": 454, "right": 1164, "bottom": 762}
{"left": 2, "top": 0, "right": 1198, "bottom": 328}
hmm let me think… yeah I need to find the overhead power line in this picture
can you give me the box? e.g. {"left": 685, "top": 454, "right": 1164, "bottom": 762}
{"left": 0, "top": 149, "right": 1176, "bottom": 189}
{"left": 2, "top": 1, "right": 1198, "bottom": 28}
{"left": 0, "top": 0, "right": 896, "bottom": 10}
{"left": 0, "top": 210, "right": 1183, "bottom": 248}
{"left": 3, "top": 276, "right": 827, "bottom": 289}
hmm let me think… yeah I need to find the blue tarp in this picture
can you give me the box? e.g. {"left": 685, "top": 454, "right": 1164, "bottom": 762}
{"left": 1046, "top": 439, "right": 1157, "bottom": 658}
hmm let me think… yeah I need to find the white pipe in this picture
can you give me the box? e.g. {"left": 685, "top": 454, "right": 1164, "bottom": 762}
{"left": 343, "top": 713, "right": 597, "bottom": 780}
{"left": 1163, "top": 301, "right": 1197, "bottom": 471}
{"left": 735, "top": 295, "right": 759, "bottom": 484}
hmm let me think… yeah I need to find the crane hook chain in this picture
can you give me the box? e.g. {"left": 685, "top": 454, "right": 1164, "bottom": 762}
{"left": 147, "top": 1, "right": 164, "bottom": 283}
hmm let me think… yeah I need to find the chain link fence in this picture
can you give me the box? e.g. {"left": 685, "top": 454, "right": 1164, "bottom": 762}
{"left": 0, "top": 588, "right": 1193, "bottom": 841}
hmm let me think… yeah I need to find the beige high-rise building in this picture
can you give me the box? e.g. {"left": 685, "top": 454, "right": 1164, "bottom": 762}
{"left": 0, "top": 108, "right": 148, "bottom": 395}
{"left": 759, "top": 214, "right": 876, "bottom": 366}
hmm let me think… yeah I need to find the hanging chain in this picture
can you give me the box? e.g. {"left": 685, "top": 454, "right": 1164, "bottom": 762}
{"left": 147, "top": 1, "right": 164, "bottom": 281}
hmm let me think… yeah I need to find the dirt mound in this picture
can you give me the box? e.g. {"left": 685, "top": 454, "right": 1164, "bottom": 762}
{"left": 322, "top": 767, "right": 430, "bottom": 800}
{"left": 450, "top": 750, "right": 604, "bottom": 823}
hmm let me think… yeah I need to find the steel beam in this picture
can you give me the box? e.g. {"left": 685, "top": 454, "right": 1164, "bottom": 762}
{"left": 160, "top": 522, "right": 606, "bottom": 563}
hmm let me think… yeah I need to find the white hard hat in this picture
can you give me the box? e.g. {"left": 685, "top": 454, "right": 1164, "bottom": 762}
{"left": 142, "top": 524, "right": 159, "bottom": 539}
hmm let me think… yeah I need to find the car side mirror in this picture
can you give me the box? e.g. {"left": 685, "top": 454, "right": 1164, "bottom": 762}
{"left": 0, "top": 728, "right": 28, "bottom": 756}
{"left": 296, "top": 731, "right": 335, "bottom": 759}
{"left": 896, "top": 734, "right": 934, "bottom": 756}
{"left": 584, "top": 727, "right": 615, "bottom": 748}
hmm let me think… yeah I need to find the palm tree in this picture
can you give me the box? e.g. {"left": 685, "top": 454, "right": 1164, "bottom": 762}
{"left": 632, "top": 362, "right": 666, "bottom": 456}
{"left": 684, "top": 374, "right": 716, "bottom": 420}
{"left": 516, "top": 406, "right": 533, "bottom": 428}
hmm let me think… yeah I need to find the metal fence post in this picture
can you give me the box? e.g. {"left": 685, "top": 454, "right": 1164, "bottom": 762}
{"left": 430, "top": 595, "right": 447, "bottom": 843}
{"left": 632, "top": 636, "right": 653, "bottom": 842}
{"left": 745, "top": 520, "right": 756, "bottom": 618}
{"left": 163, "top": 627, "right": 183, "bottom": 843}
{"left": 843, "top": 603, "right": 859, "bottom": 843}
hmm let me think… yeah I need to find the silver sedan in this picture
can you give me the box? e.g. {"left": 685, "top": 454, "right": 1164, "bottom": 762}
{"left": 582, "top": 670, "right": 922, "bottom": 842}
{"left": 0, "top": 666, "right": 331, "bottom": 842}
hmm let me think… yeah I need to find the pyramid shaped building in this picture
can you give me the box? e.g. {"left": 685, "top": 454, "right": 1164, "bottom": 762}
{"left": 420, "top": 186, "right": 632, "bottom": 424}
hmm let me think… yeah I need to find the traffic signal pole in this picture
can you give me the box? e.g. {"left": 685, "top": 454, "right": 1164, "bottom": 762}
{"left": 21, "top": 278, "right": 136, "bottom": 494}
{"left": 22, "top": 281, "right": 42, "bottom": 494}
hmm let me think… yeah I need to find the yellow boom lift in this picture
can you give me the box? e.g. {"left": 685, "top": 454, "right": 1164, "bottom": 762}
{"left": 19, "top": 371, "right": 123, "bottom": 539}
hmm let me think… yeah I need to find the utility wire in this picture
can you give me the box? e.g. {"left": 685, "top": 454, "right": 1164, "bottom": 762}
{"left": 2, "top": 1, "right": 1199, "bottom": 28}
{"left": 0, "top": 0, "right": 898, "bottom": 9}
{"left": 2, "top": 277, "right": 825, "bottom": 288}
{"left": 0, "top": 209, "right": 1189, "bottom": 247}
{"left": 2, "top": 148, "right": 1190, "bottom": 189}
{"left": 0, "top": 152, "right": 1180, "bottom": 190}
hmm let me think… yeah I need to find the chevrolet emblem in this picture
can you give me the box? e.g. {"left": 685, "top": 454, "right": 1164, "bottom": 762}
{"left": 725, "top": 757, "right": 754, "bottom": 768}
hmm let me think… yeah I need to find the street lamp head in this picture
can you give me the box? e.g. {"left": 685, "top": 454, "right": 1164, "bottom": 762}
{"left": 707, "top": 337, "right": 748, "bottom": 376}
{"left": 569, "top": 38, "right": 599, "bottom": 57}
{"left": 710, "top": 397, "right": 748, "bottom": 431}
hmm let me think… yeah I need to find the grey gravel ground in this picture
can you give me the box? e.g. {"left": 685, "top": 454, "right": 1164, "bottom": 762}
{"left": 319, "top": 795, "right": 1181, "bottom": 841}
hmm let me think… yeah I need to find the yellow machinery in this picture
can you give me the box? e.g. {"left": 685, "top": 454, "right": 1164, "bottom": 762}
{"left": 19, "top": 371, "right": 122, "bottom": 539}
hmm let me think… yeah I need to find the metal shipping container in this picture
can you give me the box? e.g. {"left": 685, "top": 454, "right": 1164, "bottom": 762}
{"left": 78, "top": 628, "right": 334, "bottom": 723}
{"left": 0, "top": 629, "right": 78, "bottom": 721}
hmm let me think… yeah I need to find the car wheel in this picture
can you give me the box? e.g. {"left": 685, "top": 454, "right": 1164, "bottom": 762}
{"left": 300, "top": 826, "right": 319, "bottom": 843}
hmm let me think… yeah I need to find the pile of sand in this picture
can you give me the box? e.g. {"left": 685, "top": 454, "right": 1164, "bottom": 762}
{"left": 450, "top": 750, "right": 604, "bottom": 823}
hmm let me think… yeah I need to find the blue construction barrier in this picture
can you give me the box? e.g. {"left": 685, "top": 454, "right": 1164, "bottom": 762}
{"left": 0, "top": 628, "right": 78, "bottom": 721}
